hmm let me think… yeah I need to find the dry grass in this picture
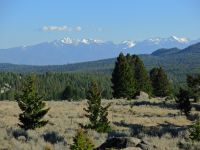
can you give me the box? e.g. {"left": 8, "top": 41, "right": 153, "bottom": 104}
{"left": 0, "top": 98, "right": 199, "bottom": 150}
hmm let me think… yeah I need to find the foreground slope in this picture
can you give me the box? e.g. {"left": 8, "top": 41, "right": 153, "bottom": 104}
{"left": 0, "top": 98, "right": 199, "bottom": 149}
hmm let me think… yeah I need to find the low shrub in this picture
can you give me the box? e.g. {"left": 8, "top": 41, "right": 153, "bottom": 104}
{"left": 189, "top": 119, "right": 200, "bottom": 142}
{"left": 70, "top": 129, "right": 94, "bottom": 150}
{"left": 7, "top": 128, "right": 29, "bottom": 140}
{"left": 43, "top": 131, "right": 66, "bottom": 144}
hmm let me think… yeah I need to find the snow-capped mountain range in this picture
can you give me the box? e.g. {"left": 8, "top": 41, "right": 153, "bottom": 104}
{"left": 0, "top": 36, "right": 199, "bottom": 65}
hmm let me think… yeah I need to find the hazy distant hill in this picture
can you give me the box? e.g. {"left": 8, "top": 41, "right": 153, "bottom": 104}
{"left": 151, "top": 48, "right": 181, "bottom": 56}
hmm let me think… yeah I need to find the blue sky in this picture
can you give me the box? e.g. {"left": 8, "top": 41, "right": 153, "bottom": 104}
{"left": 0, "top": 0, "right": 200, "bottom": 48}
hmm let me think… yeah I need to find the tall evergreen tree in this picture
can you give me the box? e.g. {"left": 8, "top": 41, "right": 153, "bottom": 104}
{"left": 111, "top": 53, "right": 135, "bottom": 99}
{"left": 15, "top": 75, "right": 50, "bottom": 130}
{"left": 62, "top": 85, "right": 73, "bottom": 100}
{"left": 128, "top": 54, "right": 152, "bottom": 95}
{"left": 84, "top": 81, "right": 111, "bottom": 133}
{"left": 150, "top": 67, "right": 171, "bottom": 97}
{"left": 176, "top": 88, "right": 191, "bottom": 117}
{"left": 84, "top": 81, "right": 101, "bottom": 128}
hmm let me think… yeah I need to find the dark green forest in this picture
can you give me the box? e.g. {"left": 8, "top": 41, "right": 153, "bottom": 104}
{"left": 0, "top": 72, "right": 112, "bottom": 100}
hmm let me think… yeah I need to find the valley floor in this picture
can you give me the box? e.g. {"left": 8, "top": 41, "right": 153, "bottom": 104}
{"left": 0, "top": 98, "right": 200, "bottom": 150}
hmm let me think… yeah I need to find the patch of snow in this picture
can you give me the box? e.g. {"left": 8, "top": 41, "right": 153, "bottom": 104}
{"left": 171, "top": 36, "right": 189, "bottom": 43}
{"left": 61, "top": 37, "right": 73, "bottom": 44}
{"left": 92, "top": 39, "right": 104, "bottom": 44}
{"left": 148, "top": 38, "right": 161, "bottom": 44}
{"left": 81, "top": 38, "right": 89, "bottom": 44}
{"left": 122, "top": 41, "right": 136, "bottom": 48}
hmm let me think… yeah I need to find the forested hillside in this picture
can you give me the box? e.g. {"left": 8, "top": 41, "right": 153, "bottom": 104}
{"left": 0, "top": 72, "right": 112, "bottom": 100}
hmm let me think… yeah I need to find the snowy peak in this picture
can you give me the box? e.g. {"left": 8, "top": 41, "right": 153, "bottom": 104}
{"left": 121, "top": 41, "right": 136, "bottom": 48}
{"left": 146, "top": 38, "right": 162, "bottom": 44}
{"left": 170, "top": 36, "right": 189, "bottom": 43}
{"left": 81, "top": 38, "right": 90, "bottom": 44}
{"left": 56, "top": 37, "right": 104, "bottom": 45}
{"left": 55, "top": 36, "right": 190, "bottom": 47}
{"left": 61, "top": 37, "right": 74, "bottom": 44}
{"left": 146, "top": 36, "right": 189, "bottom": 44}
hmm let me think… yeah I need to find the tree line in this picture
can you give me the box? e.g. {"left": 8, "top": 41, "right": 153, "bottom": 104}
{"left": 0, "top": 72, "right": 112, "bottom": 100}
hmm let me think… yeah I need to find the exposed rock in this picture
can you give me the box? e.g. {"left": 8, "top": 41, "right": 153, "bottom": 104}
{"left": 137, "top": 140, "right": 157, "bottom": 150}
{"left": 136, "top": 91, "right": 149, "bottom": 100}
{"left": 128, "top": 137, "right": 142, "bottom": 146}
{"left": 96, "top": 137, "right": 142, "bottom": 149}
{"left": 141, "top": 140, "right": 151, "bottom": 145}
{"left": 137, "top": 143, "right": 149, "bottom": 150}
{"left": 17, "top": 135, "right": 26, "bottom": 142}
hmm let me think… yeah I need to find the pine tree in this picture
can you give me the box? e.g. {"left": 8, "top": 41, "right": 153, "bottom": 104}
{"left": 128, "top": 54, "right": 152, "bottom": 96}
{"left": 70, "top": 129, "right": 94, "bottom": 150}
{"left": 111, "top": 53, "right": 135, "bottom": 99}
{"left": 97, "top": 103, "right": 111, "bottom": 132}
{"left": 84, "top": 81, "right": 111, "bottom": 133}
{"left": 84, "top": 81, "right": 101, "bottom": 128}
{"left": 176, "top": 88, "right": 191, "bottom": 117}
{"left": 15, "top": 75, "right": 50, "bottom": 130}
{"left": 150, "top": 67, "right": 171, "bottom": 97}
{"left": 62, "top": 85, "right": 73, "bottom": 100}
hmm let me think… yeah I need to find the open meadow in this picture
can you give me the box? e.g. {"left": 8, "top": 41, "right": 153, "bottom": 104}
{"left": 0, "top": 97, "right": 200, "bottom": 150}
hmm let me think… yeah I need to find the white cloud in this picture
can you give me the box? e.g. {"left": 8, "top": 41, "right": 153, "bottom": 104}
{"left": 76, "top": 26, "right": 82, "bottom": 32}
{"left": 42, "top": 25, "right": 82, "bottom": 32}
{"left": 42, "top": 25, "right": 71, "bottom": 32}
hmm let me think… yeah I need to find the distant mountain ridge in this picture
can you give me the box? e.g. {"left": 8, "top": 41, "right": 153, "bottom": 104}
{"left": 151, "top": 48, "right": 181, "bottom": 56}
{"left": 152, "top": 42, "right": 200, "bottom": 56}
{"left": 179, "top": 42, "right": 200, "bottom": 54}
{"left": 0, "top": 36, "right": 199, "bottom": 65}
